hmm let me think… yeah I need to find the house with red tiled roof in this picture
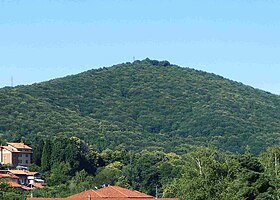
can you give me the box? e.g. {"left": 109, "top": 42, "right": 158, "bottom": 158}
{"left": 8, "top": 170, "right": 43, "bottom": 185}
{"left": 0, "top": 171, "right": 20, "bottom": 189}
{"left": 0, "top": 169, "right": 44, "bottom": 191}
{"left": 7, "top": 181, "right": 22, "bottom": 188}
{"left": 0, "top": 171, "right": 19, "bottom": 180}
{"left": 0, "top": 142, "right": 32, "bottom": 167}
{"left": 26, "top": 185, "right": 178, "bottom": 200}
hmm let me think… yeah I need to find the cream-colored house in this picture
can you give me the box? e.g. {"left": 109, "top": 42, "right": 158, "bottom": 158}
{"left": 0, "top": 142, "right": 32, "bottom": 167}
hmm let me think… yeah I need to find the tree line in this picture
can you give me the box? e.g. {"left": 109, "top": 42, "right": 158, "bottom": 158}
{"left": 2, "top": 59, "right": 280, "bottom": 155}
{"left": 1, "top": 136, "right": 279, "bottom": 199}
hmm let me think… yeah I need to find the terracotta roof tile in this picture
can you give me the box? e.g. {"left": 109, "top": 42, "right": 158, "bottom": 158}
{"left": 0, "top": 174, "right": 12, "bottom": 178}
{"left": 27, "top": 172, "right": 40, "bottom": 176}
{"left": 1, "top": 145, "right": 19, "bottom": 152}
{"left": 67, "top": 198, "right": 174, "bottom": 200}
{"left": 7, "top": 142, "right": 32, "bottom": 150}
{"left": 26, "top": 186, "right": 179, "bottom": 200}
{"left": 21, "top": 185, "right": 33, "bottom": 190}
{"left": 7, "top": 181, "right": 21, "bottom": 188}
{"left": 0, "top": 173, "right": 19, "bottom": 179}
{"left": 31, "top": 183, "right": 45, "bottom": 189}
{"left": 7, "top": 170, "right": 38, "bottom": 176}
{"left": 66, "top": 189, "right": 101, "bottom": 199}
{"left": 27, "top": 198, "right": 65, "bottom": 200}
{"left": 8, "top": 170, "right": 28, "bottom": 175}
{"left": 96, "top": 186, "right": 154, "bottom": 198}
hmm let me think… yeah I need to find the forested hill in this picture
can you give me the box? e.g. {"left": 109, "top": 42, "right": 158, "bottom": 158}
{"left": 1, "top": 58, "right": 280, "bottom": 154}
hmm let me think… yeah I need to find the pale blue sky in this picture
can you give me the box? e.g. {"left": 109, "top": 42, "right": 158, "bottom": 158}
{"left": 1, "top": 0, "right": 280, "bottom": 94}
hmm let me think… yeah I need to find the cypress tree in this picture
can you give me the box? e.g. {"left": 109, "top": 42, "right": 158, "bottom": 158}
{"left": 32, "top": 138, "right": 44, "bottom": 166}
{"left": 41, "top": 139, "right": 52, "bottom": 171}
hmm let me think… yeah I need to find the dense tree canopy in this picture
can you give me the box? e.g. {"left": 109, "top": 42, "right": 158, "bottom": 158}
{"left": 1, "top": 59, "right": 280, "bottom": 154}
{"left": 1, "top": 136, "right": 280, "bottom": 199}
{"left": 8, "top": 138, "right": 280, "bottom": 199}
{"left": 2, "top": 59, "right": 280, "bottom": 199}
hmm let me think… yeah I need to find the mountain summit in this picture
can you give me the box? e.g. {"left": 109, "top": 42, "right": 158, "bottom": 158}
{"left": 1, "top": 58, "right": 280, "bottom": 154}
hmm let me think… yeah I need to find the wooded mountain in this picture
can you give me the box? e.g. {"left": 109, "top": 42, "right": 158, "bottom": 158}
{"left": 1, "top": 58, "right": 280, "bottom": 154}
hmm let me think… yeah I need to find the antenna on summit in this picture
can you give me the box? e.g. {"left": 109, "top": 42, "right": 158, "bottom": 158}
{"left": 11, "top": 76, "right": 13, "bottom": 87}
{"left": 133, "top": 56, "right": 135, "bottom": 62}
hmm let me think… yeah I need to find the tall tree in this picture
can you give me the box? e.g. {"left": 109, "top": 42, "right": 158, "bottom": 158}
{"left": 41, "top": 139, "right": 52, "bottom": 171}
{"left": 32, "top": 137, "right": 44, "bottom": 166}
{"left": 173, "top": 147, "right": 239, "bottom": 200}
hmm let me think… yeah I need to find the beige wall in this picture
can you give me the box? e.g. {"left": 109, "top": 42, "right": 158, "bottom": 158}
{"left": 1, "top": 145, "right": 32, "bottom": 166}
{"left": 2, "top": 149, "right": 12, "bottom": 165}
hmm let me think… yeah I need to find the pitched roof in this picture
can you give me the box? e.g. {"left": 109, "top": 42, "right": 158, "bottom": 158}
{"left": 97, "top": 186, "right": 154, "bottom": 198}
{"left": 66, "top": 190, "right": 100, "bottom": 200}
{"left": 1, "top": 145, "right": 19, "bottom": 152}
{"left": 31, "top": 183, "right": 45, "bottom": 189}
{"left": 7, "top": 181, "right": 22, "bottom": 188}
{"left": 7, "top": 142, "right": 32, "bottom": 150}
{"left": 26, "top": 198, "right": 65, "bottom": 200}
{"left": 21, "top": 185, "right": 33, "bottom": 190}
{"left": 27, "top": 171, "right": 40, "bottom": 176}
{"left": 66, "top": 186, "right": 154, "bottom": 200}
{"left": 0, "top": 174, "right": 11, "bottom": 178}
{"left": 0, "top": 173, "right": 19, "bottom": 179}
{"left": 8, "top": 170, "right": 29, "bottom": 175}
{"left": 27, "top": 185, "right": 179, "bottom": 200}
{"left": 7, "top": 169, "right": 39, "bottom": 176}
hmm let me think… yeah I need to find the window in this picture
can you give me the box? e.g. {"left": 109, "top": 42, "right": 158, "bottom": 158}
{"left": 26, "top": 160, "right": 28, "bottom": 164}
{"left": 26, "top": 154, "right": 28, "bottom": 158}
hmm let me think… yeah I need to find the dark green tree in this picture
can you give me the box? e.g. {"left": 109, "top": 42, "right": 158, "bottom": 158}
{"left": 46, "top": 162, "right": 71, "bottom": 186}
{"left": 41, "top": 139, "right": 52, "bottom": 171}
{"left": 32, "top": 137, "right": 44, "bottom": 166}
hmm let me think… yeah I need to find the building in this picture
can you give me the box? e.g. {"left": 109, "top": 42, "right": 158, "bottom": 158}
{"left": 26, "top": 185, "right": 178, "bottom": 200}
{"left": 0, "top": 142, "right": 33, "bottom": 167}
{"left": 8, "top": 170, "right": 43, "bottom": 185}
{"left": 0, "top": 170, "right": 20, "bottom": 189}
{"left": 0, "top": 169, "right": 44, "bottom": 191}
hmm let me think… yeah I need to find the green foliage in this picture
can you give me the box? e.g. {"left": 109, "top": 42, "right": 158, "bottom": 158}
{"left": 170, "top": 147, "right": 278, "bottom": 200}
{"left": 1, "top": 59, "right": 280, "bottom": 154}
{"left": 259, "top": 147, "right": 280, "bottom": 198}
{"left": 0, "top": 181, "right": 11, "bottom": 192}
{"left": 3, "top": 59, "right": 280, "bottom": 199}
{"left": 68, "top": 170, "right": 94, "bottom": 194}
{"left": 31, "top": 137, "right": 44, "bottom": 166}
{"left": 5, "top": 137, "right": 280, "bottom": 200}
{"left": 93, "top": 161, "right": 123, "bottom": 187}
{"left": 171, "top": 147, "right": 237, "bottom": 199}
{"left": 228, "top": 152, "right": 275, "bottom": 199}
{"left": 46, "top": 162, "right": 71, "bottom": 186}
{"left": 0, "top": 181, "right": 26, "bottom": 200}
{"left": 41, "top": 139, "right": 52, "bottom": 171}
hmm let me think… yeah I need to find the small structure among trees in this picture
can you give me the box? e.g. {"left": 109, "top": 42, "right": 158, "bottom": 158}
{"left": 0, "top": 142, "right": 33, "bottom": 167}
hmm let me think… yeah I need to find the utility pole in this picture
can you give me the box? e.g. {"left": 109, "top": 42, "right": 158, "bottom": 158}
{"left": 156, "top": 185, "right": 158, "bottom": 199}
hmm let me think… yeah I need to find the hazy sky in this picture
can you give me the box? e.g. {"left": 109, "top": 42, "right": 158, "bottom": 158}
{"left": 1, "top": 0, "right": 280, "bottom": 94}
